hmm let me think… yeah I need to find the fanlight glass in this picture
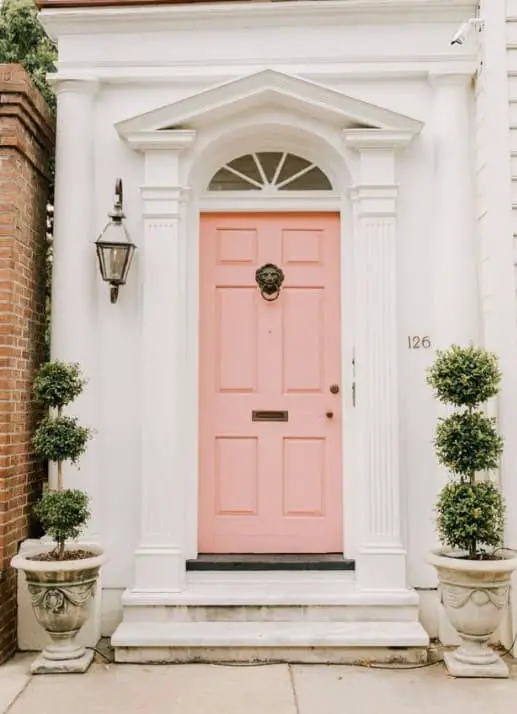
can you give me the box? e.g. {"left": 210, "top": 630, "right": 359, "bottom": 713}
{"left": 208, "top": 152, "right": 332, "bottom": 192}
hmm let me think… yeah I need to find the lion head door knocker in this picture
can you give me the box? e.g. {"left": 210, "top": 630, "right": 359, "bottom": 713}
{"left": 255, "top": 263, "right": 285, "bottom": 302}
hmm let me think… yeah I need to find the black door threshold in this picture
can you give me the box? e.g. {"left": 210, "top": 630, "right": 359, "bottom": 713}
{"left": 186, "top": 554, "right": 355, "bottom": 572}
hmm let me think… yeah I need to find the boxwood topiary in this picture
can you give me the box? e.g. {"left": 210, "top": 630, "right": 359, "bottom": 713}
{"left": 32, "top": 361, "right": 92, "bottom": 559}
{"left": 427, "top": 345, "right": 505, "bottom": 560}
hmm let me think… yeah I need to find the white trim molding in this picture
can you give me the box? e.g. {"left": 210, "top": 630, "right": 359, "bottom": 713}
{"left": 133, "top": 147, "right": 192, "bottom": 593}
{"left": 41, "top": 0, "right": 479, "bottom": 39}
{"left": 345, "top": 127, "right": 421, "bottom": 592}
{"left": 46, "top": 60, "right": 478, "bottom": 87}
{"left": 200, "top": 192, "right": 342, "bottom": 213}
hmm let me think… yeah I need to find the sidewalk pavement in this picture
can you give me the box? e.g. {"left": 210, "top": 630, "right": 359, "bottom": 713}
{"left": 2, "top": 653, "right": 517, "bottom": 714}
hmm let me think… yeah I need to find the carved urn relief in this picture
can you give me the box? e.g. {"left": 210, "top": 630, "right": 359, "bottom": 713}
{"left": 12, "top": 546, "right": 106, "bottom": 673}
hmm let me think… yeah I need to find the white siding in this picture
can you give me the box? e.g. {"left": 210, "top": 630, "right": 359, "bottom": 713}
{"left": 507, "top": 7, "right": 517, "bottom": 307}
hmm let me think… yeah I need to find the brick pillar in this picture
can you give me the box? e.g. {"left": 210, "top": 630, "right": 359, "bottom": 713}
{"left": 0, "top": 65, "right": 55, "bottom": 664}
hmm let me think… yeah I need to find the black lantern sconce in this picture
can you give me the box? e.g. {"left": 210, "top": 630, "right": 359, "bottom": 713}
{"left": 95, "top": 179, "right": 136, "bottom": 304}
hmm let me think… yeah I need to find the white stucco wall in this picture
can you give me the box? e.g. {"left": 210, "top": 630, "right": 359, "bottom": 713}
{"left": 38, "top": 0, "right": 485, "bottom": 636}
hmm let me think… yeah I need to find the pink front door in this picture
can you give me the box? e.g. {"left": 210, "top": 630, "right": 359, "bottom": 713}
{"left": 199, "top": 213, "right": 342, "bottom": 553}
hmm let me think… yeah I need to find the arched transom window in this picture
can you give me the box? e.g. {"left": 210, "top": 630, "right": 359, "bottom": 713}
{"left": 208, "top": 152, "right": 333, "bottom": 192}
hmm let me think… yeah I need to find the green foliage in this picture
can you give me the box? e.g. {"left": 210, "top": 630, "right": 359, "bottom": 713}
{"left": 427, "top": 344, "right": 501, "bottom": 408}
{"left": 34, "top": 489, "right": 90, "bottom": 558}
{"left": 0, "top": 0, "right": 56, "bottom": 112}
{"left": 0, "top": 0, "right": 57, "bottom": 359}
{"left": 31, "top": 361, "right": 92, "bottom": 558}
{"left": 33, "top": 415, "right": 91, "bottom": 464}
{"left": 33, "top": 361, "right": 85, "bottom": 411}
{"left": 436, "top": 481, "right": 505, "bottom": 558}
{"left": 427, "top": 345, "right": 505, "bottom": 559}
{"left": 434, "top": 411, "right": 503, "bottom": 476}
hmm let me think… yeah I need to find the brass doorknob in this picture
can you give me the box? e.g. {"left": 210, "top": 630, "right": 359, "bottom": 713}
{"left": 326, "top": 411, "right": 334, "bottom": 419}
{"left": 329, "top": 384, "right": 340, "bottom": 394}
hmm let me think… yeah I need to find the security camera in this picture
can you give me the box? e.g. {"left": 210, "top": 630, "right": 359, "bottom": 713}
{"left": 451, "top": 18, "right": 485, "bottom": 46}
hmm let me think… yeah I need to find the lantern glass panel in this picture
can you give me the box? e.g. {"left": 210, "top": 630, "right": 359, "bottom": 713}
{"left": 111, "top": 245, "right": 128, "bottom": 281}
{"left": 96, "top": 222, "right": 135, "bottom": 285}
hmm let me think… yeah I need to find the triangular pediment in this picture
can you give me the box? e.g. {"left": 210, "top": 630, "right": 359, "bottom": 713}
{"left": 115, "top": 70, "right": 423, "bottom": 136}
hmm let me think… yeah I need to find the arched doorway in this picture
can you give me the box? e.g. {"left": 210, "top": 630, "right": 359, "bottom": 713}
{"left": 198, "top": 151, "right": 343, "bottom": 554}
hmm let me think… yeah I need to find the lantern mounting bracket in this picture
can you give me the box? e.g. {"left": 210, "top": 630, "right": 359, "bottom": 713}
{"left": 109, "top": 178, "right": 125, "bottom": 223}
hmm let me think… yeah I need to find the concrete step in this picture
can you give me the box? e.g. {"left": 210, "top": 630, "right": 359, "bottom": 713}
{"left": 121, "top": 569, "right": 357, "bottom": 604}
{"left": 120, "top": 602, "right": 420, "bottom": 623}
{"left": 112, "top": 620, "right": 429, "bottom": 664}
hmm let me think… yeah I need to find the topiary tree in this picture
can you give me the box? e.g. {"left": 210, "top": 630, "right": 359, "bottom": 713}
{"left": 32, "top": 361, "right": 92, "bottom": 559}
{"left": 427, "top": 345, "right": 505, "bottom": 560}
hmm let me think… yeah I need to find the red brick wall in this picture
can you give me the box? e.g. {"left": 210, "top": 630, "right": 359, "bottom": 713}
{"left": 0, "top": 65, "right": 55, "bottom": 664}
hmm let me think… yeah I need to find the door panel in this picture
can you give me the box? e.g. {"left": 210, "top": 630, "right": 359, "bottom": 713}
{"left": 199, "top": 213, "right": 342, "bottom": 553}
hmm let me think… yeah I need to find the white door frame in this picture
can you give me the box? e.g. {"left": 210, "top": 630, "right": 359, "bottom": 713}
{"left": 118, "top": 88, "right": 421, "bottom": 596}
{"left": 185, "top": 190, "right": 356, "bottom": 562}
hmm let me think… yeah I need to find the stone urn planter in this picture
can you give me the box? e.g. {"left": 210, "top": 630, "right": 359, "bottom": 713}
{"left": 11, "top": 361, "right": 103, "bottom": 674}
{"left": 428, "top": 550, "right": 517, "bottom": 678}
{"left": 12, "top": 546, "right": 106, "bottom": 673}
{"left": 426, "top": 346, "right": 513, "bottom": 678}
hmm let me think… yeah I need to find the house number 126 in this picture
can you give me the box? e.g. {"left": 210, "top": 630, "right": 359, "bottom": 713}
{"left": 408, "top": 336, "right": 431, "bottom": 350}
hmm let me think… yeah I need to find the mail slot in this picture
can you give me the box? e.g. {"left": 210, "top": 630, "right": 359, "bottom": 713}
{"left": 252, "top": 410, "right": 288, "bottom": 422}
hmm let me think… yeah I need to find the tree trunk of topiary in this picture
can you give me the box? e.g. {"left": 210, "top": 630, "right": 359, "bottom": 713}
{"left": 469, "top": 468, "right": 477, "bottom": 559}
{"left": 57, "top": 538, "right": 65, "bottom": 560}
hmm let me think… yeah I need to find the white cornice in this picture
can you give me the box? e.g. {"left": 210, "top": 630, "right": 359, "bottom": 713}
{"left": 50, "top": 57, "right": 477, "bottom": 85}
{"left": 40, "top": 0, "right": 478, "bottom": 38}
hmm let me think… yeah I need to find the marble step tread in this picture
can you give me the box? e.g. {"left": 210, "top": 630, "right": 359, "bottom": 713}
{"left": 112, "top": 620, "right": 429, "bottom": 648}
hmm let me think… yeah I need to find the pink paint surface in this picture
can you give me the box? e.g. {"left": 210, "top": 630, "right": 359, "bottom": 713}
{"left": 199, "top": 213, "right": 342, "bottom": 553}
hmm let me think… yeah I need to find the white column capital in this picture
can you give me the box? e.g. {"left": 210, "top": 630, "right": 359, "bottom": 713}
{"left": 48, "top": 76, "right": 100, "bottom": 97}
{"left": 344, "top": 129, "right": 419, "bottom": 188}
{"left": 350, "top": 185, "right": 399, "bottom": 217}
{"left": 140, "top": 186, "right": 191, "bottom": 219}
{"left": 124, "top": 130, "right": 196, "bottom": 153}
{"left": 343, "top": 129, "right": 419, "bottom": 152}
{"left": 428, "top": 72, "right": 473, "bottom": 89}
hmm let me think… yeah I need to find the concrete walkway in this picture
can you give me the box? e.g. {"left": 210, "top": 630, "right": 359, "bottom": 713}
{"left": 2, "top": 654, "right": 517, "bottom": 714}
